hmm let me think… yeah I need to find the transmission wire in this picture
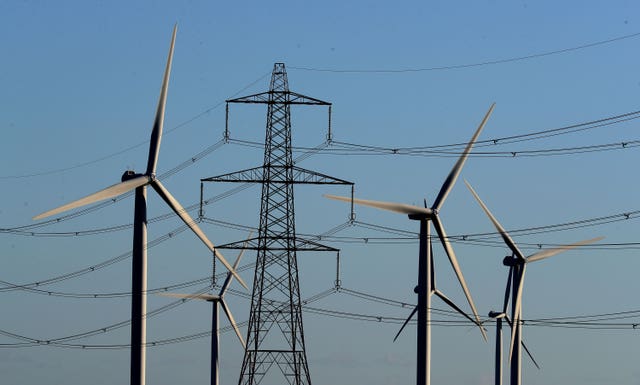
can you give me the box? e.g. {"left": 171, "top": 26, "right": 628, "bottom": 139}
{"left": 290, "top": 31, "right": 640, "bottom": 73}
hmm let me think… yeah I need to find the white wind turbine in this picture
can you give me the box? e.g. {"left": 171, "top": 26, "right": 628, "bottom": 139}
{"left": 160, "top": 238, "right": 249, "bottom": 385}
{"left": 487, "top": 267, "right": 540, "bottom": 385}
{"left": 33, "top": 25, "right": 246, "bottom": 385}
{"left": 325, "top": 103, "right": 495, "bottom": 385}
{"left": 464, "top": 180, "right": 602, "bottom": 385}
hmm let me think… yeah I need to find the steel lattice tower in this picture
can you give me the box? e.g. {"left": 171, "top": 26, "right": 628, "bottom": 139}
{"left": 202, "top": 63, "right": 352, "bottom": 385}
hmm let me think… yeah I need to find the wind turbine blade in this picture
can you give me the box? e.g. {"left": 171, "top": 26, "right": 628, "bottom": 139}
{"left": 433, "top": 289, "right": 482, "bottom": 327}
{"left": 526, "top": 237, "right": 604, "bottom": 263}
{"left": 158, "top": 292, "right": 218, "bottom": 301}
{"left": 219, "top": 232, "right": 253, "bottom": 296}
{"left": 33, "top": 175, "right": 150, "bottom": 220}
{"left": 464, "top": 180, "right": 527, "bottom": 261}
{"left": 151, "top": 180, "right": 248, "bottom": 289}
{"left": 146, "top": 24, "right": 177, "bottom": 176}
{"left": 393, "top": 305, "right": 418, "bottom": 342}
{"left": 508, "top": 264, "right": 526, "bottom": 361}
{"left": 502, "top": 265, "right": 513, "bottom": 313}
{"left": 324, "top": 194, "right": 432, "bottom": 216}
{"left": 521, "top": 340, "right": 541, "bottom": 370}
{"left": 220, "top": 299, "right": 246, "bottom": 348}
{"left": 504, "top": 315, "right": 540, "bottom": 370}
{"left": 432, "top": 103, "right": 495, "bottom": 212}
{"left": 430, "top": 238, "right": 436, "bottom": 291}
{"left": 431, "top": 215, "right": 487, "bottom": 341}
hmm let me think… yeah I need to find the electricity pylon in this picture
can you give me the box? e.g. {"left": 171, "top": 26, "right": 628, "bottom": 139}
{"left": 202, "top": 63, "right": 352, "bottom": 385}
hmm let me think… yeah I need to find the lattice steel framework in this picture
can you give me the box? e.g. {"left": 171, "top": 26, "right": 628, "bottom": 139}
{"left": 202, "top": 63, "right": 352, "bottom": 385}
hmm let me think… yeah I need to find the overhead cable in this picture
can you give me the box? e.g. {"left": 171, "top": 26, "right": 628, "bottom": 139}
{"left": 0, "top": 72, "right": 271, "bottom": 180}
{"left": 290, "top": 31, "right": 640, "bottom": 73}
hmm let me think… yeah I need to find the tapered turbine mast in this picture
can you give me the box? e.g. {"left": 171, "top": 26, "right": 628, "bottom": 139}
{"left": 33, "top": 25, "right": 245, "bottom": 385}
{"left": 465, "top": 180, "right": 602, "bottom": 385}
{"left": 160, "top": 236, "right": 250, "bottom": 385}
{"left": 325, "top": 103, "right": 495, "bottom": 385}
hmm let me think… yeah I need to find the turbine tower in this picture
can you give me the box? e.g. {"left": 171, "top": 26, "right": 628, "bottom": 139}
{"left": 202, "top": 63, "right": 352, "bottom": 385}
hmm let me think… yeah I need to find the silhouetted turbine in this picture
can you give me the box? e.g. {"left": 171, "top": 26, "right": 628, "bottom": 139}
{"left": 33, "top": 25, "right": 246, "bottom": 385}
{"left": 325, "top": 103, "right": 495, "bottom": 385}
{"left": 465, "top": 180, "right": 602, "bottom": 385}
{"left": 160, "top": 235, "right": 250, "bottom": 385}
{"left": 487, "top": 266, "right": 540, "bottom": 385}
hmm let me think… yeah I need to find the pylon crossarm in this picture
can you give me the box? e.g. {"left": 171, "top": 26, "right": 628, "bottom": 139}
{"left": 227, "top": 90, "right": 330, "bottom": 106}
{"left": 202, "top": 166, "right": 352, "bottom": 185}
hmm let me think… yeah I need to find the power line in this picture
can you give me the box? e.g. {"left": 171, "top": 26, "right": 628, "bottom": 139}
{"left": 2, "top": 181, "right": 254, "bottom": 237}
{"left": 0, "top": 286, "right": 331, "bottom": 349}
{"left": 290, "top": 31, "right": 640, "bottom": 73}
{"left": 3, "top": 286, "right": 638, "bottom": 349}
{"left": 0, "top": 143, "right": 330, "bottom": 293}
{"left": 5, "top": 31, "right": 638, "bottom": 179}
{"left": 0, "top": 224, "right": 189, "bottom": 292}
{"left": 335, "top": 108, "right": 640, "bottom": 151}
{"left": 4, "top": 106, "right": 639, "bottom": 234}
{"left": 2, "top": 205, "right": 638, "bottom": 295}
{"left": 226, "top": 107, "right": 640, "bottom": 158}
{"left": 0, "top": 72, "right": 271, "bottom": 180}
{"left": 10, "top": 183, "right": 637, "bottom": 241}
{"left": 1, "top": 139, "right": 227, "bottom": 233}
{"left": 0, "top": 261, "right": 257, "bottom": 298}
{"left": 229, "top": 137, "right": 640, "bottom": 159}
{"left": 8, "top": 285, "right": 214, "bottom": 346}
{"left": 3, "top": 137, "right": 327, "bottom": 234}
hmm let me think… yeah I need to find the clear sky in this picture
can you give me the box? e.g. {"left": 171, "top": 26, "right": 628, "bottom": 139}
{"left": 2, "top": 1, "right": 640, "bottom": 384}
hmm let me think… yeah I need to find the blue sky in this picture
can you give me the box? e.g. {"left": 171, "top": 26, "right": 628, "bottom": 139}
{"left": 2, "top": 1, "right": 640, "bottom": 384}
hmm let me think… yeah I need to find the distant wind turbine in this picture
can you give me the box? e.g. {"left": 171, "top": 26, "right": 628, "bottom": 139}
{"left": 325, "top": 103, "right": 495, "bottom": 385}
{"left": 464, "top": 180, "right": 602, "bottom": 385}
{"left": 33, "top": 25, "right": 246, "bottom": 385}
{"left": 159, "top": 235, "right": 250, "bottom": 385}
{"left": 487, "top": 267, "right": 540, "bottom": 385}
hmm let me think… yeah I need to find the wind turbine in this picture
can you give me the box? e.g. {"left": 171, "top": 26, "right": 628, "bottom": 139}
{"left": 32, "top": 25, "right": 246, "bottom": 385}
{"left": 487, "top": 266, "right": 540, "bottom": 385}
{"left": 464, "top": 180, "right": 602, "bottom": 385}
{"left": 160, "top": 236, "right": 249, "bottom": 385}
{"left": 325, "top": 103, "right": 495, "bottom": 385}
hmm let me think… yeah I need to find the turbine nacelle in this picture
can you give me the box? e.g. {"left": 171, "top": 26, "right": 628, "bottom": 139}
{"left": 408, "top": 212, "right": 433, "bottom": 221}
{"left": 489, "top": 310, "right": 506, "bottom": 319}
{"left": 502, "top": 256, "right": 523, "bottom": 267}
{"left": 122, "top": 170, "right": 141, "bottom": 182}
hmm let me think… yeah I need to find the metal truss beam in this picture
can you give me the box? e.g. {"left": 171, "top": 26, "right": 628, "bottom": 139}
{"left": 202, "top": 166, "right": 352, "bottom": 186}
{"left": 227, "top": 91, "right": 330, "bottom": 106}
